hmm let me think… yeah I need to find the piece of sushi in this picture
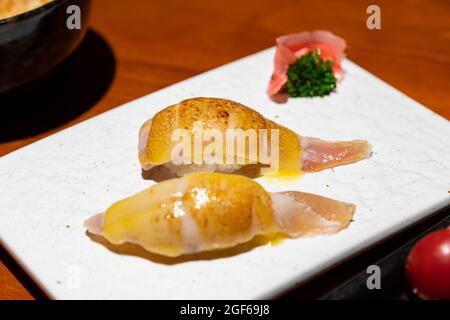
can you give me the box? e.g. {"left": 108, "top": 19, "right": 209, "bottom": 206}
{"left": 138, "top": 97, "right": 372, "bottom": 178}
{"left": 85, "top": 172, "right": 355, "bottom": 257}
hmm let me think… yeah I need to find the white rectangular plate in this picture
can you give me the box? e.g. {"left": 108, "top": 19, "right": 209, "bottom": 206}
{"left": 1, "top": 48, "right": 449, "bottom": 299}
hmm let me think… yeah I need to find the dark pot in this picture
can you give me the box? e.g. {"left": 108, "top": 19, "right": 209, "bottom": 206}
{"left": 0, "top": 0, "right": 91, "bottom": 93}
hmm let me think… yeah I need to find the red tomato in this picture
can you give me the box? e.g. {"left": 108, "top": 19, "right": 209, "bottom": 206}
{"left": 406, "top": 228, "right": 450, "bottom": 300}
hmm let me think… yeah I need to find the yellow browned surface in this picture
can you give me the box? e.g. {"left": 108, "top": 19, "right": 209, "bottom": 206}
{"left": 140, "top": 97, "right": 302, "bottom": 176}
{"left": 102, "top": 178, "right": 184, "bottom": 257}
{"left": 102, "top": 172, "right": 275, "bottom": 257}
{"left": 182, "top": 172, "right": 275, "bottom": 248}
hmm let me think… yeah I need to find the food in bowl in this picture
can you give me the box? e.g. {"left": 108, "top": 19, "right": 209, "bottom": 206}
{"left": 0, "top": 0, "right": 90, "bottom": 93}
{"left": 0, "top": 0, "right": 54, "bottom": 20}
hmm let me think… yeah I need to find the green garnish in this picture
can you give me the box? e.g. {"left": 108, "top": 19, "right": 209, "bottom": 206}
{"left": 286, "top": 50, "right": 337, "bottom": 97}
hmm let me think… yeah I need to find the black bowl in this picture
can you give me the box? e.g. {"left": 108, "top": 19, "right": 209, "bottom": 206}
{"left": 0, "top": 0, "right": 91, "bottom": 93}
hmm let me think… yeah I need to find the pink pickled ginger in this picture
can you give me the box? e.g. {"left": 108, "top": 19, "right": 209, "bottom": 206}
{"left": 268, "top": 30, "right": 347, "bottom": 102}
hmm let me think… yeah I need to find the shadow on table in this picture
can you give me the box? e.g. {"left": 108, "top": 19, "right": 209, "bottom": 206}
{"left": 0, "top": 245, "right": 48, "bottom": 299}
{"left": 0, "top": 29, "right": 116, "bottom": 143}
{"left": 86, "top": 231, "right": 277, "bottom": 266}
{"left": 141, "top": 164, "right": 262, "bottom": 182}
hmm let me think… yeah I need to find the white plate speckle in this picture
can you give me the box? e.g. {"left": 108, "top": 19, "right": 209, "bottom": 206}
{"left": 0, "top": 48, "right": 449, "bottom": 299}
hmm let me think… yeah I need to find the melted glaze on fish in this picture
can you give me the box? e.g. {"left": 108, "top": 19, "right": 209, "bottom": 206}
{"left": 85, "top": 172, "right": 355, "bottom": 257}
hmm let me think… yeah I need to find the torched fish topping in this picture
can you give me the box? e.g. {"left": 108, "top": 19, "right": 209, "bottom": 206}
{"left": 85, "top": 172, "right": 355, "bottom": 257}
{"left": 138, "top": 98, "right": 372, "bottom": 180}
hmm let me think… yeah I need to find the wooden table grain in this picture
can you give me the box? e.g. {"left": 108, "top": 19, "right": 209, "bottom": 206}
{"left": 1, "top": 0, "right": 449, "bottom": 300}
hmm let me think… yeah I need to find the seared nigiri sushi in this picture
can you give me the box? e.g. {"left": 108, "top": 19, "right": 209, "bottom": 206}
{"left": 139, "top": 98, "right": 372, "bottom": 178}
{"left": 85, "top": 172, "right": 355, "bottom": 257}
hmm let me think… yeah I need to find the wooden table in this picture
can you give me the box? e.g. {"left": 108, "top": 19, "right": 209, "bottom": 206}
{"left": 1, "top": 0, "right": 449, "bottom": 300}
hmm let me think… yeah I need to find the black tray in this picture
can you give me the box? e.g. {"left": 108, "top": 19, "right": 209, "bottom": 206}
{"left": 282, "top": 207, "right": 450, "bottom": 300}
